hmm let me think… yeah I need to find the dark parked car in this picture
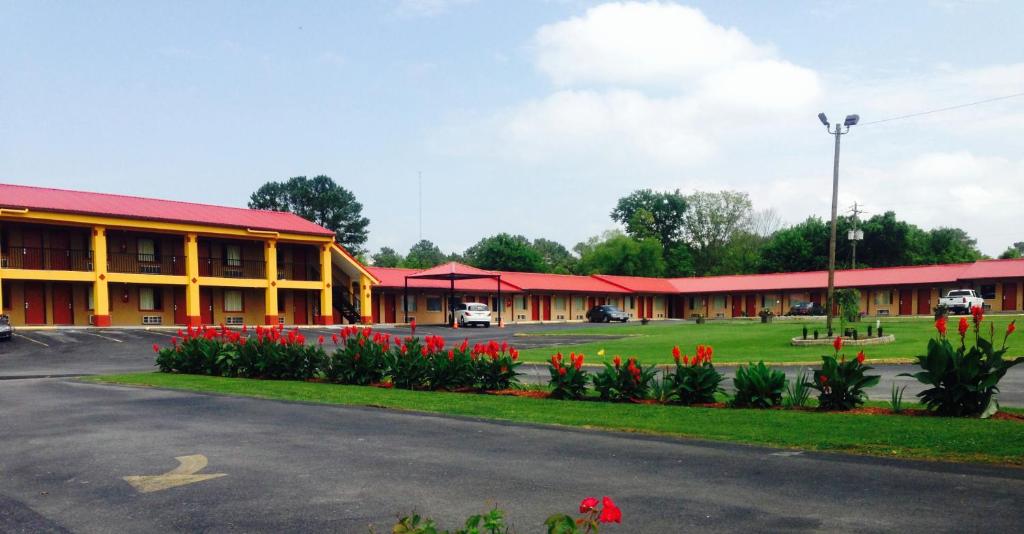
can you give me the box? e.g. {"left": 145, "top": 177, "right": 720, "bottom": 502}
{"left": 0, "top": 315, "right": 13, "bottom": 341}
{"left": 786, "top": 301, "right": 825, "bottom": 316}
{"left": 586, "top": 305, "right": 629, "bottom": 323}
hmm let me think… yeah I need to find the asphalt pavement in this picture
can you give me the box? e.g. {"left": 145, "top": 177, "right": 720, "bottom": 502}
{"left": 1, "top": 377, "right": 1022, "bottom": 533}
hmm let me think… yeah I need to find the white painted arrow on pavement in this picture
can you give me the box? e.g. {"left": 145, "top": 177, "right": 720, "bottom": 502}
{"left": 123, "top": 454, "right": 226, "bottom": 493}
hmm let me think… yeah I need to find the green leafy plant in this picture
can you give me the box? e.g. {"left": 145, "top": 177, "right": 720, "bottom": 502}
{"left": 384, "top": 508, "right": 507, "bottom": 534}
{"left": 474, "top": 341, "right": 522, "bottom": 391}
{"left": 545, "top": 496, "right": 622, "bottom": 533}
{"left": 592, "top": 356, "right": 656, "bottom": 401}
{"left": 665, "top": 345, "right": 724, "bottom": 405}
{"left": 834, "top": 288, "right": 861, "bottom": 329}
{"left": 548, "top": 352, "right": 590, "bottom": 400}
{"left": 890, "top": 383, "right": 907, "bottom": 414}
{"left": 323, "top": 328, "right": 389, "bottom": 385}
{"left": 385, "top": 336, "right": 433, "bottom": 390}
{"left": 901, "top": 312, "right": 1022, "bottom": 417}
{"left": 805, "top": 337, "right": 880, "bottom": 411}
{"left": 731, "top": 361, "right": 786, "bottom": 408}
{"left": 784, "top": 369, "right": 811, "bottom": 408}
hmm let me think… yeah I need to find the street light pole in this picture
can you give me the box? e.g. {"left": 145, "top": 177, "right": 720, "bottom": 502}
{"left": 818, "top": 112, "right": 858, "bottom": 336}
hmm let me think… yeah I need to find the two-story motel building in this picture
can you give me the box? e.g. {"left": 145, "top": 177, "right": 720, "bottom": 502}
{"left": 3, "top": 184, "right": 1023, "bottom": 328}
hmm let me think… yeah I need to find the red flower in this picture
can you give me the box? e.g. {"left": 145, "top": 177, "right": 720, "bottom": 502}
{"left": 410, "top": 318, "right": 416, "bottom": 335}
{"left": 317, "top": 335, "right": 325, "bottom": 345}
{"left": 971, "top": 305, "right": 984, "bottom": 326}
{"left": 448, "top": 349, "right": 455, "bottom": 361}
{"left": 819, "top": 375, "right": 828, "bottom": 384}
{"left": 579, "top": 497, "right": 599, "bottom": 513}
{"left": 558, "top": 367, "right": 567, "bottom": 376}
{"left": 934, "top": 316, "right": 947, "bottom": 336}
{"left": 832, "top": 336, "right": 843, "bottom": 352}
{"left": 613, "top": 355, "right": 621, "bottom": 368}
{"left": 331, "top": 334, "right": 339, "bottom": 344}
{"left": 856, "top": 351, "right": 865, "bottom": 364}
{"left": 958, "top": 317, "right": 969, "bottom": 337}
{"left": 1008, "top": 321, "right": 1017, "bottom": 336}
{"left": 152, "top": 343, "right": 160, "bottom": 353}
{"left": 598, "top": 496, "right": 622, "bottom": 524}
{"left": 672, "top": 345, "right": 680, "bottom": 362}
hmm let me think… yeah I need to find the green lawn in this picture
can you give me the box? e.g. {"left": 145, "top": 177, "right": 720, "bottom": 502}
{"left": 514, "top": 315, "right": 1024, "bottom": 365}
{"left": 85, "top": 373, "right": 1024, "bottom": 466}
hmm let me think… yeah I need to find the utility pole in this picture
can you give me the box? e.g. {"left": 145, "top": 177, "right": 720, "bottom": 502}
{"left": 418, "top": 171, "right": 423, "bottom": 241}
{"left": 848, "top": 202, "right": 865, "bottom": 269}
{"left": 818, "top": 112, "right": 859, "bottom": 336}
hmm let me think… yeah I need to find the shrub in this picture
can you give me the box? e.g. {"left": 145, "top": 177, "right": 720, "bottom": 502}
{"left": 386, "top": 508, "right": 507, "bottom": 534}
{"left": 383, "top": 497, "right": 622, "bottom": 534}
{"left": 425, "top": 337, "right": 477, "bottom": 390}
{"left": 901, "top": 311, "right": 1022, "bottom": 417}
{"left": 548, "top": 352, "right": 589, "bottom": 400}
{"left": 155, "top": 326, "right": 230, "bottom": 376}
{"left": 546, "top": 496, "right": 622, "bottom": 533}
{"left": 805, "top": 338, "right": 880, "bottom": 411}
{"left": 323, "top": 327, "right": 389, "bottom": 385}
{"left": 592, "top": 356, "right": 655, "bottom": 402}
{"left": 890, "top": 383, "right": 907, "bottom": 414}
{"left": 473, "top": 341, "right": 522, "bottom": 391}
{"left": 665, "top": 345, "right": 724, "bottom": 405}
{"left": 783, "top": 369, "right": 811, "bottom": 408}
{"left": 385, "top": 336, "right": 432, "bottom": 390}
{"left": 732, "top": 361, "right": 786, "bottom": 408}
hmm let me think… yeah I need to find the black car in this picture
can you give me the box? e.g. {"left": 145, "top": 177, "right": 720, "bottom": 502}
{"left": 0, "top": 315, "right": 13, "bottom": 341}
{"left": 586, "top": 305, "right": 629, "bottom": 323}
{"left": 786, "top": 301, "right": 825, "bottom": 316}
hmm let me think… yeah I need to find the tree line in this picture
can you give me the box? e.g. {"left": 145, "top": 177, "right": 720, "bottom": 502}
{"left": 247, "top": 177, "right": 1016, "bottom": 277}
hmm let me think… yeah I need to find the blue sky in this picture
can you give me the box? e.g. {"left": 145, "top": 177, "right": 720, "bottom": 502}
{"left": 2, "top": 1, "right": 1022, "bottom": 257}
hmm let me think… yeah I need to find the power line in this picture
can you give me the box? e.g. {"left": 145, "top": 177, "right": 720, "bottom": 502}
{"left": 861, "top": 90, "right": 1024, "bottom": 126}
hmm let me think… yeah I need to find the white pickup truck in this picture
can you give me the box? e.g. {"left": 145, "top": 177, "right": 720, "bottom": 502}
{"left": 939, "top": 289, "right": 985, "bottom": 314}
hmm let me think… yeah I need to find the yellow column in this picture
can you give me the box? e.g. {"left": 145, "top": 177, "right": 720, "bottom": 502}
{"left": 359, "top": 274, "right": 373, "bottom": 324}
{"left": 317, "top": 244, "right": 333, "bottom": 325}
{"left": 91, "top": 226, "right": 111, "bottom": 326}
{"left": 184, "top": 233, "right": 201, "bottom": 326}
{"left": 264, "top": 240, "right": 278, "bottom": 325}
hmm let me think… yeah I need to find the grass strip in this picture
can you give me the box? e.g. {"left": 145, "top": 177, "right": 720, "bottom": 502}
{"left": 85, "top": 372, "right": 1024, "bottom": 466}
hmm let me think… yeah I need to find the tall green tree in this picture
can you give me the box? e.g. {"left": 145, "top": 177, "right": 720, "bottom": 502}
{"left": 1000, "top": 242, "right": 1024, "bottom": 259}
{"left": 532, "top": 238, "right": 578, "bottom": 274}
{"left": 925, "top": 227, "right": 982, "bottom": 264}
{"left": 758, "top": 217, "right": 830, "bottom": 273}
{"left": 610, "top": 189, "right": 688, "bottom": 252}
{"left": 249, "top": 175, "right": 370, "bottom": 254}
{"left": 403, "top": 240, "right": 447, "bottom": 269}
{"left": 464, "top": 233, "right": 546, "bottom": 272}
{"left": 680, "top": 190, "right": 753, "bottom": 275}
{"left": 576, "top": 231, "right": 666, "bottom": 277}
{"left": 371, "top": 247, "right": 403, "bottom": 268}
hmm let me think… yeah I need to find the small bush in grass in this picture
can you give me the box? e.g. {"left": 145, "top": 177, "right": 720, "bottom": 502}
{"left": 592, "top": 356, "right": 655, "bottom": 402}
{"left": 890, "top": 383, "right": 907, "bottom": 414}
{"left": 783, "top": 369, "right": 812, "bottom": 408}
{"left": 665, "top": 344, "right": 724, "bottom": 405}
{"left": 900, "top": 311, "right": 1022, "bottom": 417}
{"left": 732, "top": 361, "right": 786, "bottom": 408}
{"left": 548, "top": 352, "right": 589, "bottom": 400}
{"left": 805, "top": 338, "right": 880, "bottom": 411}
{"left": 323, "top": 327, "right": 389, "bottom": 385}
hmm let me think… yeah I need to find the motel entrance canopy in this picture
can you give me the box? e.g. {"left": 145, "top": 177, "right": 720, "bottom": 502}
{"left": 404, "top": 262, "right": 503, "bottom": 326}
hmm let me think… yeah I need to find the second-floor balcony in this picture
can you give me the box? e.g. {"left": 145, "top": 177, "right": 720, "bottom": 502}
{"left": 277, "top": 261, "right": 321, "bottom": 281}
{"left": 108, "top": 253, "right": 186, "bottom": 275}
{"left": 200, "top": 257, "right": 266, "bottom": 279}
{"left": 1, "top": 247, "right": 92, "bottom": 271}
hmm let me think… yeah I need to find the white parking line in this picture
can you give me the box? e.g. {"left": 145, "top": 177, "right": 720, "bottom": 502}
{"left": 13, "top": 333, "right": 49, "bottom": 347}
{"left": 77, "top": 331, "right": 123, "bottom": 343}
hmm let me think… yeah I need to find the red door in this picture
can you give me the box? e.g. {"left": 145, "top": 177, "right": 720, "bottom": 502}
{"left": 22, "top": 229, "right": 43, "bottom": 269}
{"left": 384, "top": 294, "right": 396, "bottom": 323}
{"left": 637, "top": 297, "right": 645, "bottom": 318}
{"left": 371, "top": 294, "right": 381, "bottom": 323}
{"left": 531, "top": 295, "right": 541, "bottom": 321}
{"left": 49, "top": 232, "right": 70, "bottom": 270}
{"left": 899, "top": 289, "right": 913, "bottom": 316}
{"left": 731, "top": 295, "right": 742, "bottom": 317}
{"left": 745, "top": 295, "right": 756, "bottom": 316}
{"left": 1003, "top": 283, "right": 1018, "bottom": 311}
{"left": 200, "top": 288, "right": 213, "bottom": 324}
{"left": 587, "top": 297, "right": 595, "bottom": 310}
{"left": 52, "top": 283, "right": 73, "bottom": 325}
{"left": 293, "top": 292, "right": 308, "bottom": 324}
{"left": 646, "top": 297, "right": 654, "bottom": 318}
{"left": 542, "top": 296, "right": 552, "bottom": 321}
{"left": 173, "top": 287, "right": 188, "bottom": 325}
{"left": 917, "top": 288, "right": 932, "bottom": 315}
{"left": 24, "top": 283, "right": 46, "bottom": 324}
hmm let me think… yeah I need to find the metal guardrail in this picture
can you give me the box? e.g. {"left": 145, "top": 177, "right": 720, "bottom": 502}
{"left": 108, "top": 253, "right": 186, "bottom": 275}
{"left": 1, "top": 247, "right": 92, "bottom": 271}
{"left": 199, "top": 257, "right": 266, "bottom": 279}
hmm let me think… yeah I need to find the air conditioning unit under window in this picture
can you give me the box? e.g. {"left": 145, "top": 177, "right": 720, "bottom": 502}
{"left": 225, "top": 316, "right": 244, "bottom": 326}
{"left": 139, "top": 264, "right": 161, "bottom": 274}
{"left": 142, "top": 316, "right": 163, "bottom": 325}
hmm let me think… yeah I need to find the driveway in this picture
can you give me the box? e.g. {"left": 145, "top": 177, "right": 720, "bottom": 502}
{"left": 1, "top": 378, "right": 1022, "bottom": 533}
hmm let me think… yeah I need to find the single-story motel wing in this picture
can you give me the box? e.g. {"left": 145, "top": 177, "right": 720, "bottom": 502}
{"left": 1, "top": 183, "right": 1022, "bottom": 328}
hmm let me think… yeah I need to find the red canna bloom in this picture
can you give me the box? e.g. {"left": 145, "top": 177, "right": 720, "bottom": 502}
{"left": 331, "top": 334, "right": 339, "bottom": 344}
{"left": 448, "top": 349, "right": 455, "bottom": 361}
{"left": 971, "top": 305, "right": 984, "bottom": 326}
{"left": 819, "top": 375, "right": 828, "bottom": 384}
{"left": 152, "top": 343, "right": 160, "bottom": 353}
{"left": 598, "top": 496, "right": 622, "bottom": 524}
{"left": 672, "top": 345, "right": 680, "bottom": 362}
{"left": 410, "top": 318, "right": 416, "bottom": 335}
{"left": 579, "top": 497, "right": 599, "bottom": 513}
{"left": 510, "top": 348, "right": 519, "bottom": 360}
{"left": 317, "top": 335, "right": 325, "bottom": 345}
{"left": 958, "top": 317, "right": 969, "bottom": 337}
{"left": 856, "top": 351, "right": 865, "bottom": 364}
{"left": 935, "top": 316, "right": 948, "bottom": 336}
{"left": 558, "top": 366, "right": 567, "bottom": 376}
{"left": 832, "top": 336, "right": 843, "bottom": 352}
{"left": 613, "top": 355, "right": 622, "bottom": 368}
{"left": 1008, "top": 321, "right": 1017, "bottom": 336}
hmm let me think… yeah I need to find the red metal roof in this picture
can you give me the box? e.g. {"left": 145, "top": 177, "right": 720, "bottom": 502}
{"left": 368, "top": 267, "right": 523, "bottom": 293}
{"left": 591, "top": 274, "right": 680, "bottom": 294}
{"left": 0, "top": 183, "right": 334, "bottom": 236}
{"left": 406, "top": 262, "right": 498, "bottom": 280}
{"left": 494, "top": 271, "right": 630, "bottom": 294}
{"left": 957, "top": 258, "right": 1024, "bottom": 280}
